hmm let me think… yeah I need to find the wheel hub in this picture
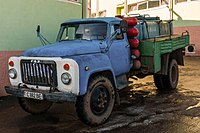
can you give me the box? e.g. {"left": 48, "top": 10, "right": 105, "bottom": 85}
{"left": 171, "top": 65, "right": 177, "bottom": 83}
{"left": 90, "top": 86, "right": 109, "bottom": 115}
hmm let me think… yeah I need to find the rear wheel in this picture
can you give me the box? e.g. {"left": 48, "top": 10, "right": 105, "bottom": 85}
{"left": 166, "top": 59, "right": 179, "bottom": 89}
{"left": 18, "top": 98, "right": 52, "bottom": 114}
{"left": 153, "top": 74, "right": 166, "bottom": 90}
{"left": 154, "top": 59, "right": 179, "bottom": 90}
{"left": 76, "top": 76, "right": 115, "bottom": 126}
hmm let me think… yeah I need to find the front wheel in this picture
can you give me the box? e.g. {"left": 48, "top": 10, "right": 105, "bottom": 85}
{"left": 18, "top": 98, "right": 52, "bottom": 114}
{"left": 76, "top": 76, "right": 115, "bottom": 126}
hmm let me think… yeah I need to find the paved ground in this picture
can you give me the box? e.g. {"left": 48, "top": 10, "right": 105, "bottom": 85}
{"left": 0, "top": 57, "right": 200, "bottom": 133}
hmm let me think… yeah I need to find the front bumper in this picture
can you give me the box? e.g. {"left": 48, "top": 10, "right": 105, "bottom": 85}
{"left": 5, "top": 86, "right": 77, "bottom": 103}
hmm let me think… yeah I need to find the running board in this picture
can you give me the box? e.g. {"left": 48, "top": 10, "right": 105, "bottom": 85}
{"left": 116, "top": 74, "right": 133, "bottom": 90}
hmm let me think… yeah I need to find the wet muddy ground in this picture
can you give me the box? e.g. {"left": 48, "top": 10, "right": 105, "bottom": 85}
{"left": 0, "top": 57, "right": 200, "bottom": 133}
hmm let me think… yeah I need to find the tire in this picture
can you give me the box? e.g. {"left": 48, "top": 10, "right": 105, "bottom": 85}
{"left": 166, "top": 59, "right": 179, "bottom": 89}
{"left": 153, "top": 74, "right": 166, "bottom": 90}
{"left": 76, "top": 76, "right": 115, "bottom": 126}
{"left": 18, "top": 98, "right": 52, "bottom": 114}
{"left": 154, "top": 59, "right": 179, "bottom": 90}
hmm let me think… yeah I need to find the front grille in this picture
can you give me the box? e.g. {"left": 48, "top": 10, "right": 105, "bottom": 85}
{"left": 20, "top": 59, "right": 57, "bottom": 87}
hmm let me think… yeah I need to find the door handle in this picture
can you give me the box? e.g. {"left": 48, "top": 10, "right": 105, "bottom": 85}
{"left": 126, "top": 44, "right": 130, "bottom": 48}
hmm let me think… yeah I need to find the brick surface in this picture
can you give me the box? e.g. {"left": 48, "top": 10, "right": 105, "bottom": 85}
{"left": 174, "top": 26, "right": 200, "bottom": 56}
{"left": 0, "top": 51, "right": 23, "bottom": 96}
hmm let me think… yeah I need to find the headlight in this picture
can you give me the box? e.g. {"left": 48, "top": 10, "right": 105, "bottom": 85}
{"left": 8, "top": 68, "right": 17, "bottom": 79}
{"left": 61, "top": 73, "right": 72, "bottom": 85}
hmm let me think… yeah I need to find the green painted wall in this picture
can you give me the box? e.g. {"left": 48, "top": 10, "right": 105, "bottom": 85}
{"left": 0, "top": 0, "right": 84, "bottom": 51}
{"left": 173, "top": 20, "right": 200, "bottom": 27}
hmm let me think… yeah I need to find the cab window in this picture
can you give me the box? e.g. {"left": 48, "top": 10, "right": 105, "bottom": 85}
{"left": 111, "top": 24, "right": 124, "bottom": 40}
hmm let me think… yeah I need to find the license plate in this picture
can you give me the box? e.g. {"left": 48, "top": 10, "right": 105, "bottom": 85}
{"left": 24, "top": 91, "right": 43, "bottom": 100}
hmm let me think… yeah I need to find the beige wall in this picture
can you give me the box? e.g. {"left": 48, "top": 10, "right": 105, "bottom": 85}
{"left": 128, "top": 0, "right": 200, "bottom": 20}
{"left": 91, "top": 0, "right": 117, "bottom": 17}
{"left": 173, "top": 1, "right": 200, "bottom": 20}
{"left": 91, "top": 0, "right": 200, "bottom": 21}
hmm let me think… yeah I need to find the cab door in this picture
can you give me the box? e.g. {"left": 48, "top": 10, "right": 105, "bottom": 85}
{"left": 108, "top": 23, "right": 132, "bottom": 76}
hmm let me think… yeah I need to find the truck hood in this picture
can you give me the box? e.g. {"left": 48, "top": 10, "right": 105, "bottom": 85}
{"left": 22, "top": 40, "right": 102, "bottom": 57}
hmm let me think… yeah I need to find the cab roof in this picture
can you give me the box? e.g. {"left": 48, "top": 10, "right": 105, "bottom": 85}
{"left": 61, "top": 17, "right": 121, "bottom": 25}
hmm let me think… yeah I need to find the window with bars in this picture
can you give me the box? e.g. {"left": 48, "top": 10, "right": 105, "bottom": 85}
{"left": 128, "top": 4, "right": 137, "bottom": 12}
{"left": 138, "top": 2, "right": 147, "bottom": 10}
{"left": 148, "top": 0, "right": 160, "bottom": 8}
{"left": 175, "top": 0, "right": 187, "bottom": 4}
{"left": 161, "top": 0, "right": 169, "bottom": 5}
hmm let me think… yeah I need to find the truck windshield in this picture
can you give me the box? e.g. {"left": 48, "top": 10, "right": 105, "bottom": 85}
{"left": 58, "top": 22, "right": 107, "bottom": 41}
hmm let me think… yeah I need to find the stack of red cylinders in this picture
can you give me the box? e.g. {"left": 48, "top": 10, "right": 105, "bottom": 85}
{"left": 127, "top": 28, "right": 139, "bottom": 37}
{"left": 129, "top": 38, "right": 139, "bottom": 48}
{"left": 133, "top": 60, "right": 141, "bottom": 69}
{"left": 131, "top": 49, "right": 140, "bottom": 58}
{"left": 123, "top": 17, "right": 141, "bottom": 69}
{"left": 123, "top": 17, "right": 138, "bottom": 26}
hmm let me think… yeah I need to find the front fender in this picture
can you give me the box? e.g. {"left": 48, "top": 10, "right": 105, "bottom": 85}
{"left": 71, "top": 53, "right": 115, "bottom": 95}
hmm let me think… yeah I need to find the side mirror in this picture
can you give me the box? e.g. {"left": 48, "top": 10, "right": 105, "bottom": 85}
{"left": 120, "top": 20, "right": 128, "bottom": 33}
{"left": 35, "top": 25, "right": 51, "bottom": 45}
{"left": 110, "top": 29, "right": 121, "bottom": 41}
{"left": 36, "top": 25, "right": 40, "bottom": 36}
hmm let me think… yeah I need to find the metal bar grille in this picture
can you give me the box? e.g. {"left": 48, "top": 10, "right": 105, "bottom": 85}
{"left": 20, "top": 59, "right": 57, "bottom": 87}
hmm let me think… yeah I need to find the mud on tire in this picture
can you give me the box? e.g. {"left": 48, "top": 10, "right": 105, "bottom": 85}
{"left": 75, "top": 76, "right": 115, "bottom": 126}
{"left": 154, "top": 59, "right": 179, "bottom": 90}
{"left": 18, "top": 98, "right": 52, "bottom": 114}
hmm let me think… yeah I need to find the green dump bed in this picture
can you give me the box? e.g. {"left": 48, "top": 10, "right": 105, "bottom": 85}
{"left": 139, "top": 33, "right": 190, "bottom": 73}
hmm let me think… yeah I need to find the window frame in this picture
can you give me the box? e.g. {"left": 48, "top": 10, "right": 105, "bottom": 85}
{"left": 148, "top": 0, "right": 160, "bottom": 8}
{"left": 110, "top": 23, "right": 124, "bottom": 41}
{"left": 175, "top": 0, "right": 188, "bottom": 4}
{"left": 138, "top": 2, "right": 148, "bottom": 10}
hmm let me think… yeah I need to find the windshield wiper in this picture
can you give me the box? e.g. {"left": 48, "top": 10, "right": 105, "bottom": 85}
{"left": 59, "top": 38, "right": 92, "bottom": 42}
{"left": 78, "top": 38, "right": 91, "bottom": 41}
{"left": 59, "top": 39, "right": 70, "bottom": 42}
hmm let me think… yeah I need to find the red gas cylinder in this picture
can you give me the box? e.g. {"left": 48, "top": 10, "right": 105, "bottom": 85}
{"left": 133, "top": 60, "right": 141, "bottom": 69}
{"left": 131, "top": 49, "right": 140, "bottom": 58}
{"left": 129, "top": 38, "right": 139, "bottom": 48}
{"left": 127, "top": 28, "right": 139, "bottom": 37}
{"left": 123, "top": 17, "right": 138, "bottom": 26}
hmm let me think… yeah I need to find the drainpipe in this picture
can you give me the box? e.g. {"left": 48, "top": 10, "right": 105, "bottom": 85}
{"left": 88, "top": 0, "right": 91, "bottom": 18}
{"left": 124, "top": 0, "right": 128, "bottom": 15}
{"left": 169, "top": 0, "right": 174, "bottom": 20}
{"left": 82, "top": 0, "right": 84, "bottom": 18}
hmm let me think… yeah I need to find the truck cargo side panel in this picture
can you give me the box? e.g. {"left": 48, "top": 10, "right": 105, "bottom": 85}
{"left": 139, "top": 35, "right": 189, "bottom": 74}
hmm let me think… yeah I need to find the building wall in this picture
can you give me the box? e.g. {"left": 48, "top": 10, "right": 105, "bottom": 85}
{"left": 127, "top": 1, "right": 200, "bottom": 20}
{"left": 174, "top": 20, "right": 200, "bottom": 56}
{"left": 0, "top": 0, "right": 85, "bottom": 96}
{"left": 91, "top": 0, "right": 117, "bottom": 17}
{"left": 129, "top": 6, "right": 170, "bottom": 20}
{"left": 173, "top": 1, "right": 200, "bottom": 20}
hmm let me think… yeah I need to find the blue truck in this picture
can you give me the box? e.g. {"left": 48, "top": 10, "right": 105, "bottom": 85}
{"left": 5, "top": 15, "right": 189, "bottom": 126}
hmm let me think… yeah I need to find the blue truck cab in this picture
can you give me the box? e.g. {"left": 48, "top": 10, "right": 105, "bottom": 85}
{"left": 5, "top": 17, "right": 133, "bottom": 126}
{"left": 5, "top": 16, "right": 189, "bottom": 126}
